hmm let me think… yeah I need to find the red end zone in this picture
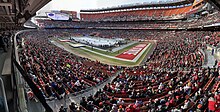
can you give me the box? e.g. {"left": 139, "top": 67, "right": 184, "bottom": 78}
{"left": 59, "top": 39, "right": 71, "bottom": 42}
{"left": 116, "top": 44, "right": 148, "bottom": 60}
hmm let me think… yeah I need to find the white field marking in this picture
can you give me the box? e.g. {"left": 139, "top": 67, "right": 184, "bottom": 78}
{"left": 51, "top": 39, "right": 152, "bottom": 63}
{"left": 122, "top": 44, "right": 147, "bottom": 56}
{"left": 77, "top": 43, "right": 152, "bottom": 63}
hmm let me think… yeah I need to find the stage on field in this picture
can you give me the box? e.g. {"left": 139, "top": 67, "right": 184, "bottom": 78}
{"left": 70, "top": 36, "right": 124, "bottom": 47}
{"left": 68, "top": 43, "right": 85, "bottom": 48}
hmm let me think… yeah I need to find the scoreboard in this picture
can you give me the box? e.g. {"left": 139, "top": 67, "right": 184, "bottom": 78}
{"left": 46, "top": 12, "right": 70, "bottom": 21}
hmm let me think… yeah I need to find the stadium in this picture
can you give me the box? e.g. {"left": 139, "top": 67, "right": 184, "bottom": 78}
{"left": 0, "top": 0, "right": 220, "bottom": 112}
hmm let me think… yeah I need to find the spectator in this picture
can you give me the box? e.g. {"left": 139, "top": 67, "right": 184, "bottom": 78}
{"left": 208, "top": 94, "right": 216, "bottom": 112}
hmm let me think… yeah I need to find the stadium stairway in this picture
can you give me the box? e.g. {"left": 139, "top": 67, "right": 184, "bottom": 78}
{"left": 46, "top": 70, "right": 120, "bottom": 112}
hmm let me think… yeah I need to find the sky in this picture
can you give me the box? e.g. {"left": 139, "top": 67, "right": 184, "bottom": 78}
{"left": 38, "top": 0, "right": 161, "bottom": 14}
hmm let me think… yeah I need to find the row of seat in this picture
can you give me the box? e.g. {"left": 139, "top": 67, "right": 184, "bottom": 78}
{"left": 80, "top": 6, "right": 192, "bottom": 21}
{"left": 17, "top": 31, "right": 118, "bottom": 100}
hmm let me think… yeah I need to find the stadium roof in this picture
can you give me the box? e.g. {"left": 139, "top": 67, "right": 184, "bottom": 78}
{"left": 80, "top": 0, "right": 194, "bottom": 12}
{"left": 207, "top": 0, "right": 220, "bottom": 10}
{"left": 0, "top": 0, "right": 51, "bottom": 30}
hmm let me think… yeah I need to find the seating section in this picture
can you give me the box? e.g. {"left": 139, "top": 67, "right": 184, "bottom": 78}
{"left": 35, "top": 11, "right": 220, "bottom": 30}
{"left": 74, "top": 30, "right": 220, "bottom": 112}
{"left": 80, "top": 6, "right": 192, "bottom": 21}
{"left": 18, "top": 31, "right": 117, "bottom": 99}
{"left": 16, "top": 29, "right": 220, "bottom": 111}
{"left": 20, "top": 11, "right": 220, "bottom": 111}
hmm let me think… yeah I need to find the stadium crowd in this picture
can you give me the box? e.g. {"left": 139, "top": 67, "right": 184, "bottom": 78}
{"left": 78, "top": 68, "right": 220, "bottom": 112}
{"left": 16, "top": 28, "right": 220, "bottom": 112}
{"left": 74, "top": 30, "right": 220, "bottom": 111}
{"left": 188, "top": 11, "right": 220, "bottom": 28}
{"left": 79, "top": 5, "right": 191, "bottom": 22}
{"left": 18, "top": 31, "right": 117, "bottom": 100}
{"left": 35, "top": 11, "right": 220, "bottom": 30}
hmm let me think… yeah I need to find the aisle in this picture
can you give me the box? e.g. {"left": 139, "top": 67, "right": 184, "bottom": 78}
{"left": 202, "top": 50, "right": 217, "bottom": 68}
{"left": 47, "top": 71, "right": 120, "bottom": 112}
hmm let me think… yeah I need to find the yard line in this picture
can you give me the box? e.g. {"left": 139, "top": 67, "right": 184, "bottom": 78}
{"left": 79, "top": 43, "right": 152, "bottom": 63}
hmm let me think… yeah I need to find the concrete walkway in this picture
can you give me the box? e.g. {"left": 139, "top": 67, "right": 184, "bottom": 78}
{"left": 202, "top": 50, "right": 216, "bottom": 68}
{"left": 0, "top": 46, "right": 16, "bottom": 112}
{"left": 0, "top": 50, "right": 7, "bottom": 74}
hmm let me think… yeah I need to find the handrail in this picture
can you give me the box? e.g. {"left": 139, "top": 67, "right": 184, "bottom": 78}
{"left": 12, "top": 30, "right": 29, "bottom": 112}
{"left": 0, "top": 77, "right": 9, "bottom": 112}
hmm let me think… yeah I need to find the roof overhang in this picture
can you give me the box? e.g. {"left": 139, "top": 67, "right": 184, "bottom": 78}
{"left": 81, "top": 0, "right": 194, "bottom": 12}
{"left": 205, "top": 0, "right": 220, "bottom": 10}
{"left": 0, "top": 0, "right": 51, "bottom": 30}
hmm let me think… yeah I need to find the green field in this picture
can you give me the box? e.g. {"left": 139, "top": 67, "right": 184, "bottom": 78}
{"left": 81, "top": 43, "right": 153, "bottom": 66}
{"left": 53, "top": 38, "right": 155, "bottom": 66}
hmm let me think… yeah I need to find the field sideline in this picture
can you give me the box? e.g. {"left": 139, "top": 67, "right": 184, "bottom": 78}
{"left": 51, "top": 38, "right": 156, "bottom": 67}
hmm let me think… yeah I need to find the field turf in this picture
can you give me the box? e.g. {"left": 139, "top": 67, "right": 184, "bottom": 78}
{"left": 52, "top": 38, "right": 155, "bottom": 67}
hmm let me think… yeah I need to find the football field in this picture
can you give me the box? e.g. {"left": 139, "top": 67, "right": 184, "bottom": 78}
{"left": 51, "top": 37, "right": 156, "bottom": 67}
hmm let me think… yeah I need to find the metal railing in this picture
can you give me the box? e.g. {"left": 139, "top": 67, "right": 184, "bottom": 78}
{"left": 0, "top": 77, "right": 9, "bottom": 112}
{"left": 12, "top": 30, "right": 52, "bottom": 112}
{"left": 12, "top": 30, "right": 29, "bottom": 112}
